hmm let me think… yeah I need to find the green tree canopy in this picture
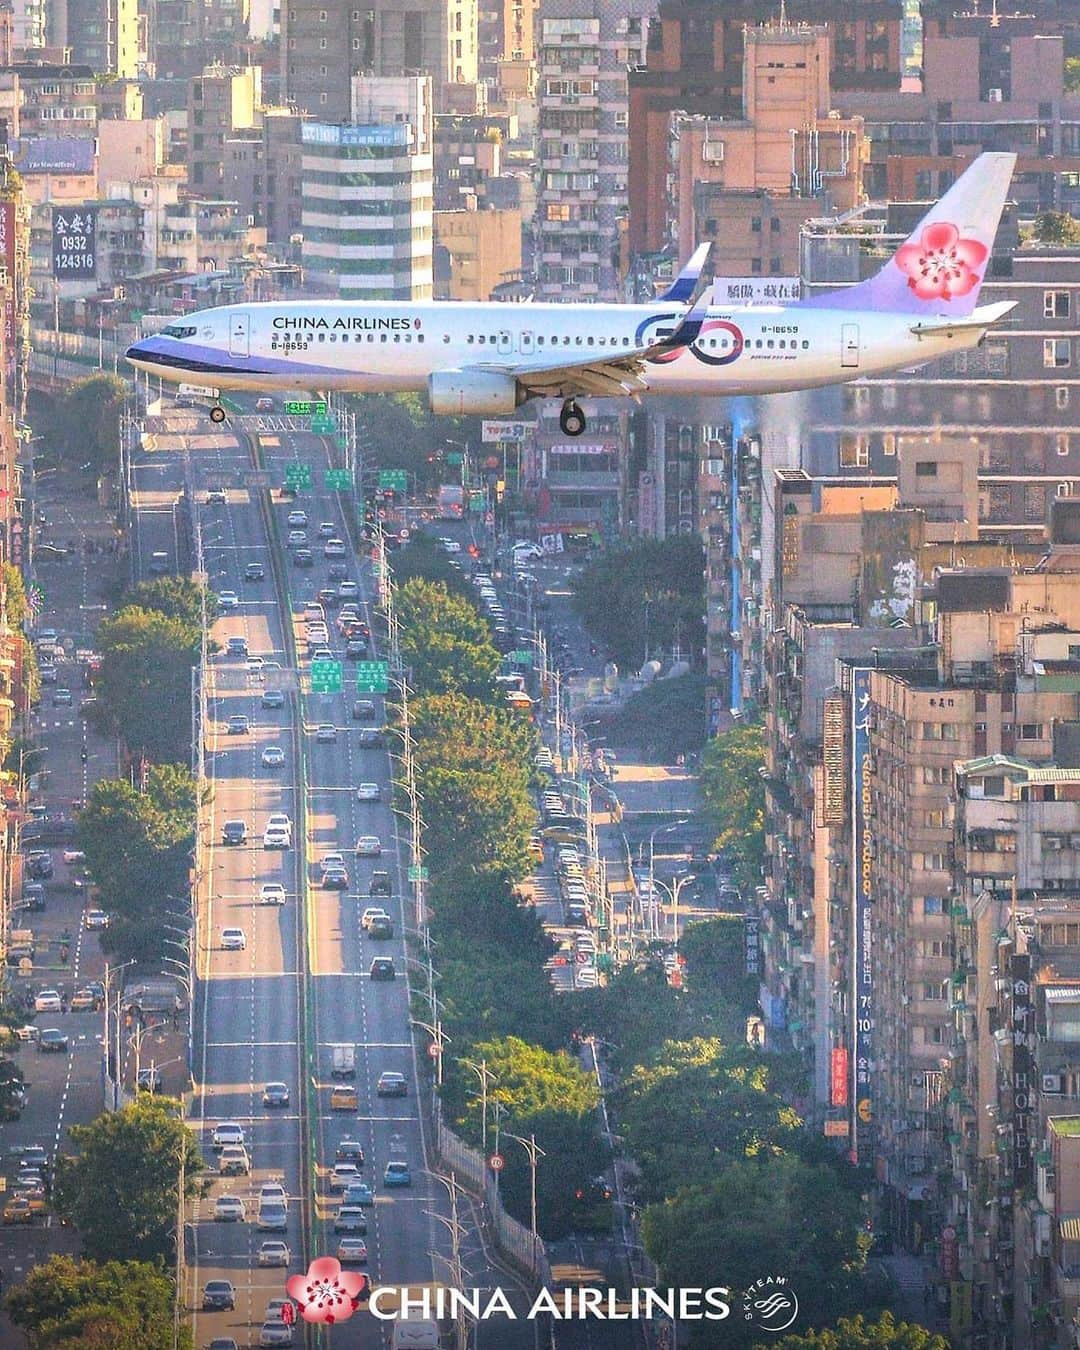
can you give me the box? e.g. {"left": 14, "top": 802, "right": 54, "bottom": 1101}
{"left": 699, "top": 720, "right": 765, "bottom": 891}
{"left": 5, "top": 1255, "right": 191, "bottom": 1350}
{"left": 397, "top": 577, "right": 502, "bottom": 697}
{"left": 93, "top": 606, "right": 201, "bottom": 761}
{"left": 571, "top": 535, "right": 705, "bottom": 672}
{"left": 123, "top": 576, "right": 209, "bottom": 630}
{"left": 766, "top": 1312, "right": 949, "bottom": 1350}
{"left": 1032, "top": 210, "right": 1080, "bottom": 245}
{"left": 54, "top": 1097, "right": 203, "bottom": 1264}
{"left": 593, "top": 673, "right": 708, "bottom": 761}
{"left": 43, "top": 374, "right": 127, "bottom": 476}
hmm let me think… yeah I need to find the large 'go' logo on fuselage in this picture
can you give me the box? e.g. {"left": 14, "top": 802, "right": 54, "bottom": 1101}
{"left": 634, "top": 313, "right": 744, "bottom": 367}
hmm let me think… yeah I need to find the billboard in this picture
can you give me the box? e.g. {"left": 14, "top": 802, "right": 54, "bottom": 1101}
{"left": 0, "top": 200, "right": 14, "bottom": 376}
{"left": 53, "top": 206, "right": 97, "bottom": 280}
{"left": 851, "top": 667, "right": 875, "bottom": 1158}
{"left": 830, "top": 1046, "right": 849, "bottom": 1108}
{"left": 13, "top": 137, "right": 95, "bottom": 175}
{"left": 712, "top": 276, "right": 801, "bottom": 306}
{"left": 481, "top": 420, "right": 530, "bottom": 443}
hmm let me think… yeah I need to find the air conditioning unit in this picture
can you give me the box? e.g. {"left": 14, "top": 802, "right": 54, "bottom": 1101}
{"left": 1042, "top": 1072, "right": 1063, "bottom": 1095}
{"left": 988, "top": 87, "right": 1003, "bottom": 102}
{"left": 702, "top": 139, "right": 724, "bottom": 163}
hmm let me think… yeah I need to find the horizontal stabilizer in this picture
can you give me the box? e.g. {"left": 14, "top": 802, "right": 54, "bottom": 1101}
{"left": 909, "top": 299, "right": 1016, "bottom": 336}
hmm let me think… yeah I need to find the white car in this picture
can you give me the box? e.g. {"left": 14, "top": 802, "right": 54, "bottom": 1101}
{"left": 355, "top": 836, "right": 381, "bottom": 857}
{"left": 287, "top": 510, "right": 308, "bottom": 528}
{"left": 260, "top": 883, "right": 287, "bottom": 906}
{"left": 263, "top": 828, "right": 290, "bottom": 850}
{"left": 329, "top": 1162, "right": 360, "bottom": 1193}
{"left": 247, "top": 656, "right": 266, "bottom": 677}
{"left": 211, "top": 1122, "right": 245, "bottom": 1150}
{"left": 310, "top": 647, "right": 334, "bottom": 662}
{"left": 216, "top": 590, "right": 239, "bottom": 610}
{"left": 259, "top": 1183, "right": 288, "bottom": 1206}
{"left": 512, "top": 542, "right": 543, "bottom": 561}
{"left": 214, "top": 1195, "right": 246, "bottom": 1222}
{"left": 257, "top": 1240, "right": 291, "bottom": 1268}
{"left": 356, "top": 782, "right": 380, "bottom": 802}
{"left": 287, "top": 530, "right": 306, "bottom": 547}
{"left": 267, "top": 813, "right": 293, "bottom": 837}
{"left": 337, "top": 1236, "right": 368, "bottom": 1264}
{"left": 85, "top": 910, "right": 110, "bottom": 930}
{"left": 316, "top": 724, "right": 337, "bottom": 743}
{"left": 361, "top": 907, "right": 390, "bottom": 931}
{"left": 261, "top": 745, "right": 286, "bottom": 767}
{"left": 34, "top": 990, "right": 62, "bottom": 1013}
{"left": 324, "top": 539, "right": 347, "bottom": 557}
{"left": 320, "top": 851, "right": 346, "bottom": 873}
{"left": 221, "top": 927, "right": 246, "bottom": 950}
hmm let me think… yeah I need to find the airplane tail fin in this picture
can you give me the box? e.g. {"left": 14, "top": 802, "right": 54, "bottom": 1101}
{"left": 800, "top": 152, "right": 1015, "bottom": 316}
{"left": 658, "top": 243, "right": 711, "bottom": 302}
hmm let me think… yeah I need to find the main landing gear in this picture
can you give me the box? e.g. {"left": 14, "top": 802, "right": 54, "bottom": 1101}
{"left": 559, "top": 400, "right": 586, "bottom": 437}
{"left": 209, "top": 405, "right": 227, "bottom": 424}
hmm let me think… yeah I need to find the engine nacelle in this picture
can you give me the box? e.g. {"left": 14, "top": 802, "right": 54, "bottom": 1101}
{"left": 428, "top": 369, "right": 520, "bottom": 416}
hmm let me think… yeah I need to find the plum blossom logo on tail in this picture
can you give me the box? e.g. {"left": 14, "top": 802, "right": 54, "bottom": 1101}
{"left": 893, "top": 222, "right": 988, "bottom": 302}
{"left": 286, "top": 1257, "right": 367, "bottom": 1325}
{"left": 742, "top": 1276, "right": 799, "bottom": 1333}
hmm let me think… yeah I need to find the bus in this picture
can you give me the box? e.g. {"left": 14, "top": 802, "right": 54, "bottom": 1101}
{"left": 436, "top": 484, "right": 464, "bottom": 519}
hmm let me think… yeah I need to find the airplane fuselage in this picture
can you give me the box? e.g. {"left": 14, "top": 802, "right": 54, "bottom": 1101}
{"left": 127, "top": 298, "right": 987, "bottom": 403}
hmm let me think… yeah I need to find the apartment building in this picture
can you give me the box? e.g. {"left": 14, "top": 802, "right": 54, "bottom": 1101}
{"left": 533, "top": 0, "right": 649, "bottom": 302}
{"left": 223, "top": 107, "right": 307, "bottom": 248}
{"left": 156, "top": 197, "right": 251, "bottom": 272}
{"left": 187, "top": 65, "right": 261, "bottom": 195}
{"left": 478, "top": 0, "right": 537, "bottom": 85}
{"left": 524, "top": 399, "right": 630, "bottom": 541}
{"left": 433, "top": 200, "right": 520, "bottom": 299}
{"left": 300, "top": 76, "right": 433, "bottom": 300}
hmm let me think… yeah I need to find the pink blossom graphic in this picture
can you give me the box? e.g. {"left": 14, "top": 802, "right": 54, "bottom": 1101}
{"left": 893, "top": 221, "right": 988, "bottom": 302}
{"left": 286, "top": 1257, "right": 367, "bottom": 1325}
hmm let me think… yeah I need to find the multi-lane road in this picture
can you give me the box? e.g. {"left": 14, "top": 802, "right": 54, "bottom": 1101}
{"left": 130, "top": 405, "right": 534, "bottom": 1349}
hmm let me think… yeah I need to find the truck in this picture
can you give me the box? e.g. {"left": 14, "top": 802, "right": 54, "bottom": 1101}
{"left": 331, "top": 1044, "right": 356, "bottom": 1078}
{"left": 436, "top": 484, "right": 464, "bottom": 520}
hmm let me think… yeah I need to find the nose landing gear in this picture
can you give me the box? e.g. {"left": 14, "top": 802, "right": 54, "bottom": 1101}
{"left": 559, "top": 400, "right": 586, "bottom": 437}
{"left": 209, "top": 405, "right": 227, "bottom": 424}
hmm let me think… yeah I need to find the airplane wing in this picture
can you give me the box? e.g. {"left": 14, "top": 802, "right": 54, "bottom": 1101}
{"left": 472, "top": 282, "right": 711, "bottom": 403}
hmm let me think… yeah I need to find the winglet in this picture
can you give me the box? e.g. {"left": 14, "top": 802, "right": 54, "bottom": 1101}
{"left": 655, "top": 285, "right": 711, "bottom": 352}
{"left": 658, "top": 243, "right": 711, "bottom": 303}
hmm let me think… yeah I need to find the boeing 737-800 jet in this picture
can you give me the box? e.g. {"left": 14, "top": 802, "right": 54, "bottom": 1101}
{"left": 127, "top": 153, "right": 1016, "bottom": 438}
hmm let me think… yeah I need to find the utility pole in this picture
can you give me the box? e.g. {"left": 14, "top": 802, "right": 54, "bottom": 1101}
{"left": 462, "top": 1057, "right": 495, "bottom": 1155}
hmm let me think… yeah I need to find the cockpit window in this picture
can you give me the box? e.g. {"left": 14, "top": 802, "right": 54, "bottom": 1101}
{"left": 161, "top": 325, "right": 197, "bottom": 338}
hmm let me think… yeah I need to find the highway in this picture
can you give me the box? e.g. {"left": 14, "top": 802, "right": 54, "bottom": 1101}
{"left": 131, "top": 403, "right": 534, "bottom": 1350}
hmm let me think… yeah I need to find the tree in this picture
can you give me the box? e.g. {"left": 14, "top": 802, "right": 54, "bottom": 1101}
{"left": 699, "top": 721, "right": 766, "bottom": 891}
{"left": 1032, "top": 210, "right": 1080, "bottom": 245}
{"left": 53, "top": 1097, "right": 203, "bottom": 1264}
{"left": 1067, "top": 56, "right": 1080, "bottom": 94}
{"left": 679, "top": 917, "right": 760, "bottom": 1024}
{"left": 5, "top": 1255, "right": 191, "bottom": 1350}
{"left": 349, "top": 394, "right": 478, "bottom": 492}
{"left": 571, "top": 535, "right": 705, "bottom": 672}
{"left": 46, "top": 375, "right": 127, "bottom": 476}
{"left": 391, "top": 531, "right": 476, "bottom": 600}
{"left": 592, "top": 672, "right": 708, "bottom": 761}
{"left": 124, "top": 576, "right": 209, "bottom": 630}
{"left": 767, "top": 1312, "right": 949, "bottom": 1350}
{"left": 0, "top": 1053, "right": 25, "bottom": 1119}
{"left": 615, "top": 1037, "right": 803, "bottom": 1201}
{"left": 641, "top": 1156, "right": 867, "bottom": 1346}
{"left": 93, "top": 607, "right": 201, "bottom": 761}
{"left": 397, "top": 578, "right": 501, "bottom": 697}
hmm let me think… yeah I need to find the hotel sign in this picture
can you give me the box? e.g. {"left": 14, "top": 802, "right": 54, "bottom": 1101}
{"left": 851, "top": 667, "right": 875, "bottom": 1158}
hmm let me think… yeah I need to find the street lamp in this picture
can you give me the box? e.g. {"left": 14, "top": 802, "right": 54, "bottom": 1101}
{"left": 650, "top": 872, "right": 697, "bottom": 945}
{"left": 103, "top": 957, "right": 138, "bottom": 1110}
{"left": 647, "top": 819, "right": 690, "bottom": 943}
{"left": 460, "top": 1057, "right": 496, "bottom": 1155}
{"left": 410, "top": 1017, "right": 450, "bottom": 1089}
{"left": 504, "top": 1131, "right": 546, "bottom": 1273}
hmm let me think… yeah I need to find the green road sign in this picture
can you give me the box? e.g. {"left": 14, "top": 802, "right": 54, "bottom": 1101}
{"left": 324, "top": 468, "right": 353, "bottom": 490}
{"left": 284, "top": 400, "right": 327, "bottom": 415}
{"left": 468, "top": 494, "right": 483, "bottom": 513}
{"left": 446, "top": 452, "right": 463, "bottom": 466}
{"left": 378, "top": 469, "right": 408, "bottom": 492}
{"left": 407, "top": 865, "right": 430, "bottom": 882}
{"left": 310, "top": 413, "right": 336, "bottom": 434}
{"left": 310, "top": 659, "right": 343, "bottom": 693}
{"left": 509, "top": 650, "right": 534, "bottom": 667}
{"left": 356, "top": 660, "right": 390, "bottom": 694}
{"left": 596, "top": 953, "right": 614, "bottom": 973}
{"left": 285, "top": 463, "right": 313, "bottom": 490}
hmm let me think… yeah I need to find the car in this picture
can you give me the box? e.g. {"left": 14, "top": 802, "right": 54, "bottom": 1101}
{"left": 226, "top": 635, "right": 249, "bottom": 657}
{"left": 206, "top": 488, "right": 227, "bottom": 505}
{"left": 370, "top": 870, "right": 392, "bottom": 897}
{"left": 148, "top": 550, "right": 169, "bottom": 574}
{"left": 261, "top": 745, "right": 286, "bottom": 767}
{"left": 336, "top": 1137, "right": 366, "bottom": 1163}
{"left": 293, "top": 548, "right": 315, "bottom": 567}
{"left": 226, "top": 714, "right": 249, "bottom": 735}
{"left": 316, "top": 723, "right": 337, "bottom": 743}
{"left": 330, "top": 1162, "right": 361, "bottom": 1193}
{"left": 256, "top": 396, "right": 275, "bottom": 411}
{"left": 262, "top": 687, "right": 285, "bottom": 709}
{"left": 202, "top": 1280, "right": 236, "bottom": 1311}
{"left": 376, "top": 1071, "right": 408, "bottom": 1098}
{"left": 331, "top": 1083, "right": 359, "bottom": 1111}
{"left": 212, "top": 1121, "right": 245, "bottom": 1151}
{"left": 217, "top": 590, "right": 239, "bottom": 610}
{"left": 361, "top": 907, "right": 391, "bottom": 931}
{"left": 256, "top": 1202, "right": 288, "bottom": 1232}
{"left": 343, "top": 1180, "right": 375, "bottom": 1206}
{"left": 356, "top": 782, "right": 381, "bottom": 801}
{"left": 333, "top": 1206, "right": 368, "bottom": 1233}
{"left": 320, "top": 850, "right": 346, "bottom": 872}
{"left": 287, "top": 530, "right": 306, "bottom": 548}
{"left": 214, "top": 1194, "right": 245, "bottom": 1222}
{"left": 323, "top": 867, "right": 349, "bottom": 890}
{"left": 15, "top": 1145, "right": 48, "bottom": 1168}
{"left": 337, "top": 580, "right": 360, "bottom": 599}
{"left": 136, "top": 1067, "right": 162, "bottom": 1092}
{"left": 53, "top": 687, "right": 73, "bottom": 705}
{"left": 383, "top": 1160, "right": 411, "bottom": 1187}
{"left": 325, "top": 539, "right": 347, "bottom": 558}
{"left": 209, "top": 1340, "right": 240, "bottom": 1350}
{"left": 337, "top": 1236, "right": 368, "bottom": 1264}
{"left": 70, "top": 987, "right": 99, "bottom": 1012}
{"left": 218, "top": 1145, "right": 250, "bottom": 1176}
{"left": 262, "top": 1081, "right": 290, "bottom": 1108}
{"left": 259, "top": 1320, "right": 294, "bottom": 1347}
{"left": 37, "top": 1027, "right": 68, "bottom": 1053}
{"left": 357, "top": 728, "right": 384, "bottom": 748}
{"left": 221, "top": 927, "right": 246, "bottom": 950}
{"left": 247, "top": 656, "right": 266, "bottom": 677}
{"left": 512, "top": 542, "right": 543, "bottom": 561}
{"left": 268, "top": 812, "right": 293, "bottom": 837}
{"left": 222, "top": 819, "right": 247, "bottom": 845}
{"left": 244, "top": 560, "right": 265, "bottom": 581}
{"left": 85, "top": 909, "right": 110, "bottom": 930}
{"left": 370, "top": 957, "right": 395, "bottom": 981}
{"left": 263, "top": 827, "right": 290, "bottom": 850}
{"left": 367, "top": 914, "right": 393, "bottom": 940}
{"left": 39, "top": 664, "right": 57, "bottom": 684}
{"left": 345, "top": 638, "right": 370, "bottom": 660}
{"left": 34, "top": 989, "right": 62, "bottom": 1013}
{"left": 316, "top": 521, "right": 337, "bottom": 538}
{"left": 353, "top": 699, "right": 377, "bottom": 721}
{"left": 355, "top": 835, "right": 382, "bottom": 857}
{"left": 310, "top": 647, "right": 334, "bottom": 663}
{"left": 3, "top": 1197, "right": 35, "bottom": 1225}
{"left": 287, "top": 510, "right": 308, "bottom": 527}
{"left": 26, "top": 851, "right": 54, "bottom": 879}
{"left": 260, "top": 883, "right": 287, "bottom": 906}
{"left": 317, "top": 586, "right": 340, "bottom": 609}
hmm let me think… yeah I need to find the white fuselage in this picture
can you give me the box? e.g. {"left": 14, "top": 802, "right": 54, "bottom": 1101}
{"left": 127, "top": 298, "right": 988, "bottom": 402}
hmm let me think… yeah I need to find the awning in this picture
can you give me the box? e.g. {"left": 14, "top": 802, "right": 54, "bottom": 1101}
{"left": 1059, "top": 1215, "right": 1080, "bottom": 1242}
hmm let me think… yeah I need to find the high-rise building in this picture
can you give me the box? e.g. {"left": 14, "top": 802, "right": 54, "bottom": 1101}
{"left": 533, "top": 0, "right": 649, "bottom": 302}
{"left": 281, "top": 0, "right": 478, "bottom": 121}
{"left": 301, "top": 75, "right": 433, "bottom": 300}
{"left": 187, "top": 65, "right": 261, "bottom": 195}
{"left": 478, "top": 0, "right": 537, "bottom": 85}
{"left": 47, "top": 0, "right": 140, "bottom": 75}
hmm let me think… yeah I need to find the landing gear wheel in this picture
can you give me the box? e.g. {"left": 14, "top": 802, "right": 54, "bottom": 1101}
{"left": 559, "top": 400, "right": 586, "bottom": 437}
{"left": 209, "top": 405, "right": 227, "bottom": 424}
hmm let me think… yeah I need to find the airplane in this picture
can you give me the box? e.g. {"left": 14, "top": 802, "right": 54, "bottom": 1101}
{"left": 126, "top": 153, "right": 1017, "bottom": 438}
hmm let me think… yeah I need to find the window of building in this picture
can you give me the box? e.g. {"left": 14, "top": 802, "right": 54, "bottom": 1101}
{"left": 922, "top": 981, "right": 947, "bottom": 1001}
{"left": 915, "top": 460, "right": 937, "bottom": 477}
{"left": 750, "top": 217, "right": 761, "bottom": 233}
{"left": 1045, "top": 339, "right": 1071, "bottom": 368}
{"left": 926, "top": 1025, "right": 945, "bottom": 1044}
{"left": 882, "top": 433, "right": 896, "bottom": 456}
{"left": 1019, "top": 723, "right": 1044, "bottom": 740}
{"left": 1044, "top": 290, "right": 1071, "bottom": 319}
{"left": 319, "top": 37, "right": 327, "bottom": 47}
{"left": 1057, "top": 434, "right": 1071, "bottom": 457}
{"left": 924, "top": 809, "right": 946, "bottom": 829}
{"left": 923, "top": 896, "right": 945, "bottom": 915}
{"left": 839, "top": 435, "right": 869, "bottom": 468}
{"left": 922, "top": 722, "right": 959, "bottom": 740}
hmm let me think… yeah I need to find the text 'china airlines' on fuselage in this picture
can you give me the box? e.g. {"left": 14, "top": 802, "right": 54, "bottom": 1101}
{"left": 126, "top": 153, "right": 1017, "bottom": 438}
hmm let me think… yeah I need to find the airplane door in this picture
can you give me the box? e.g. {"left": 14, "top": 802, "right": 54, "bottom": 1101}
{"left": 520, "top": 330, "right": 534, "bottom": 355}
{"left": 841, "top": 323, "right": 860, "bottom": 368}
{"left": 497, "top": 329, "right": 512, "bottom": 355}
{"left": 229, "top": 312, "right": 250, "bottom": 358}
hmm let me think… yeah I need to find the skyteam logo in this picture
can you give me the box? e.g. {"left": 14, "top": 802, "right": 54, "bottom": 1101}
{"left": 741, "top": 1276, "right": 799, "bottom": 1333}
{"left": 634, "top": 312, "right": 743, "bottom": 366}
